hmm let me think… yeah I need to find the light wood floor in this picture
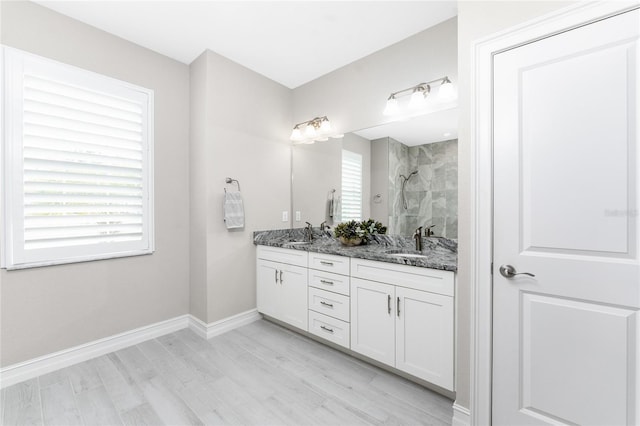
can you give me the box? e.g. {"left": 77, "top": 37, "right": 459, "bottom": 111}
{"left": 1, "top": 319, "right": 453, "bottom": 425}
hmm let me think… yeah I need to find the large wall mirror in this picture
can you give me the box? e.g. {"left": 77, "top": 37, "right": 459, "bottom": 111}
{"left": 291, "top": 108, "right": 458, "bottom": 238}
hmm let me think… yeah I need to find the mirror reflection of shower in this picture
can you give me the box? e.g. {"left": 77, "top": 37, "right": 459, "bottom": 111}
{"left": 399, "top": 171, "right": 419, "bottom": 210}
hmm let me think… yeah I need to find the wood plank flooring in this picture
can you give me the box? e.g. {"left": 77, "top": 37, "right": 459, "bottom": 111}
{"left": 1, "top": 319, "right": 453, "bottom": 425}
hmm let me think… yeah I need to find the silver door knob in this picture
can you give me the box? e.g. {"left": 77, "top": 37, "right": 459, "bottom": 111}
{"left": 499, "top": 264, "right": 535, "bottom": 278}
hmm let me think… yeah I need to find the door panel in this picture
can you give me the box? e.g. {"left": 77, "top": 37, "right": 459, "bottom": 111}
{"left": 521, "top": 41, "right": 632, "bottom": 256}
{"left": 520, "top": 293, "right": 636, "bottom": 425}
{"left": 493, "top": 8, "right": 640, "bottom": 425}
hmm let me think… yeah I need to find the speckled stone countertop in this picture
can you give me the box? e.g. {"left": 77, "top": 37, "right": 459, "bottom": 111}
{"left": 253, "top": 228, "right": 457, "bottom": 272}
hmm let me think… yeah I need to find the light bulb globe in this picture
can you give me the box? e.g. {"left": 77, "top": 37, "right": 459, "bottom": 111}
{"left": 319, "top": 119, "right": 332, "bottom": 134}
{"left": 304, "top": 124, "right": 317, "bottom": 139}
{"left": 408, "top": 90, "right": 427, "bottom": 110}
{"left": 438, "top": 80, "right": 456, "bottom": 100}
{"left": 383, "top": 97, "right": 399, "bottom": 116}
{"left": 290, "top": 127, "right": 302, "bottom": 141}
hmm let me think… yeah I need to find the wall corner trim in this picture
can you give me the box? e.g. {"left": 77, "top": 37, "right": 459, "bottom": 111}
{"left": 0, "top": 310, "right": 261, "bottom": 389}
{"left": 452, "top": 402, "right": 471, "bottom": 426}
{"left": 189, "top": 309, "right": 261, "bottom": 340}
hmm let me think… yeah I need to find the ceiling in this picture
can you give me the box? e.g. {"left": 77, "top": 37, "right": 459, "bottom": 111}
{"left": 34, "top": 1, "right": 458, "bottom": 89}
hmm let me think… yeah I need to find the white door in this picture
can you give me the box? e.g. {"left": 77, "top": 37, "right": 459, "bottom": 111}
{"left": 396, "top": 287, "right": 454, "bottom": 391}
{"left": 350, "top": 278, "right": 395, "bottom": 365}
{"left": 493, "top": 8, "right": 640, "bottom": 425}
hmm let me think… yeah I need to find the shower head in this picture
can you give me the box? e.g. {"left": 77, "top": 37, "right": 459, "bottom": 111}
{"left": 399, "top": 170, "right": 419, "bottom": 181}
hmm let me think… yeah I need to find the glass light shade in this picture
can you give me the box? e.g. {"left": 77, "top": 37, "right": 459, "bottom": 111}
{"left": 408, "top": 90, "right": 427, "bottom": 110}
{"left": 319, "top": 119, "right": 332, "bottom": 134}
{"left": 316, "top": 137, "right": 329, "bottom": 142}
{"left": 290, "top": 127, "right": 303, "bottom": 141}
{"left": 383, "top": 97, "right": 399, "bottom": 116}
{"left": 304, "top": 124, "right": 317, "bottom": 139}
{"left": 330, "top": 133, "right": 344, "bottom": 139}
{"left": 438, "top": 80, "right": 456, "bottom": 100}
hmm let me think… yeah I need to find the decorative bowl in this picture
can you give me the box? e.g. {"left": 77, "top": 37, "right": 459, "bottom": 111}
{"left": 339, "top": 236, "right": 363, "bottom": 247}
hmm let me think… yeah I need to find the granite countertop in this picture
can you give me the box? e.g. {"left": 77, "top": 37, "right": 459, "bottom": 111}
{"left": 253, "top": 228, "right": 457, "bottom": 272}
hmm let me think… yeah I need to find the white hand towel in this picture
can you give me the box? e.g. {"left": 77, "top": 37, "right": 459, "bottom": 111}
{"left": 224, "top": 190, "right": 245, "bottom": 229}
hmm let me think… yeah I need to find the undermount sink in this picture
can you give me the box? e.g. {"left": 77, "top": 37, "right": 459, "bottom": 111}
{"left": 284, "top": 241, "right": 312, "bottom": 246}
{"left": 386, "top": 252, "right": 428, "bottom": 259}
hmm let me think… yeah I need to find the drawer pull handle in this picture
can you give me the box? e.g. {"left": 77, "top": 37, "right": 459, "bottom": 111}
{"left": 388, "top": 294, "right": 391, "bottom": 314}
{"left": 320, "top": 325, "right": 334, "bottom": 333}
{"left": 320, "top": 301, "right": 334, "bottom": 308}
{"left": 279, "top": 270, "right": 283, "bottom": 284}
{"left": 320, "top": 261, "right": 334, "bottom": 266}
{"left": 397, "top": 296, "right": 401, "bottom": 317}
{"left": 320, "top": 279, "right": 334, "bottom": 285}
{"left": 275, "top": 270, "right": 278, "bottom": 284}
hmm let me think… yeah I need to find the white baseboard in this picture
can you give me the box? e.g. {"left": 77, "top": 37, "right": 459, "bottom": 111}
{"left": 0, "top": 309, "right": 261, "bottom": 389}
{"left": 189, "top": 308, "right": 260, "bottom": 339}
{"left": 452, "top": 402, "right": 471, "bottom": 426}
{"left": 0, "top": 314, "right": 190, "bottom": 389}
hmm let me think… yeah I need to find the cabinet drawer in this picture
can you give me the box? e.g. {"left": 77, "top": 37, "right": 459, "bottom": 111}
{"left": 257, "top": 245, "right": 308, "bottom": 268}
{"left": 351, "top": 258, "right": 454, "bottom": 297}
{"left": 308, "top": 252, "right": 350, "bottom": 275}
{"left": 308, "top": 311, "right": 350, "bottom": 349}
{"left": 308, "top": 269, "right": 349, "bottom": 296}
{"left": 308, "top": 287, "right": 350, "bottom": 322}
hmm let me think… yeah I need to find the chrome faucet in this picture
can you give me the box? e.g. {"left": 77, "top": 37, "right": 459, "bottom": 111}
{"left": 414, "top": 227, "right": 423, "bottom": 251}
{"left": 305, "top": 222, "right": 314, "bottom": 242}
{"left": 320, "top": 221, "right": 330, "bottom": 232}
{"left": 424, "top": 224, "right": 436, "bottom": 237}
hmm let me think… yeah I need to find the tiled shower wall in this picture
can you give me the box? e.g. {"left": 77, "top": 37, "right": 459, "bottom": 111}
{"left": 388, "top": 138, "right": 458, "bottom": 238}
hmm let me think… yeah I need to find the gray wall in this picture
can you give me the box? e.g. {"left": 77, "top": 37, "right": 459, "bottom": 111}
{"left": 293, "top": 18, "right": 458, "bottom": 138}
{"left": 0, "top": 1, "right": 190, "bottom": 366}
{"left": 456, "top": 0, "right": 575, "bottom": 409}
{"left": 189, "top": 50, "right": 292, "bottom": 323}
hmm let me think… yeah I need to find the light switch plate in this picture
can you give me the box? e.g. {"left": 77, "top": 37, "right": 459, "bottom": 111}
{"left": 295, "top": 211, "right": 301, "bottom": 221}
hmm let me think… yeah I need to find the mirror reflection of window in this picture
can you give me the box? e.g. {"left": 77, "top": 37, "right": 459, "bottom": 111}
{"left": 341, "top": 149, "right": 363, "bottom": 221}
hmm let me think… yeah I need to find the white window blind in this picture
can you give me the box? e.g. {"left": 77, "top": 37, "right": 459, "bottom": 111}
{"left": 341, "top": 149, "right": 363, "bottom": 221}
{"left": 2, "top": 47, "right": 154, "bottom": 269}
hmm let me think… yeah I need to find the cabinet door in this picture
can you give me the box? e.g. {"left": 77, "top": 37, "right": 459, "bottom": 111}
{"left": 279, "top": 264, "right": 308, "bottom": 331}
{"left": 257, "top": 259, "right": 280, "bottom": 319}
{"left": 396, "top": 287, "right": 454, "bottom": 391}
{"left": 350, "top": 278, "right": 395, "bottom": 366}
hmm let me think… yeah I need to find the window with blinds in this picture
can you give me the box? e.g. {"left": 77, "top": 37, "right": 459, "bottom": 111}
{"left": 1, "top": 47, "right": 154, "bottom": 269}
{"left": 341, "top": 149, "right": 363, "bottom": 221}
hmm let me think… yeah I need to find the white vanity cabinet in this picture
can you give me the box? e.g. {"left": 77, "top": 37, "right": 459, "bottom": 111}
{"left": 256, "top": 246, "right": 308, "bottom": 331}
{"left": 255, "top": 244, "right": 455, "bottom": 392}
{"left": 307, "top": 252, "right": 351, "bottom": 348}
{"left": 350, "top": 258, "right": 455, "bottom": 391}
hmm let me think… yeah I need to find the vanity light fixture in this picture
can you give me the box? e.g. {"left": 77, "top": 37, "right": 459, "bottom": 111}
{"left": 383, "top": 76, "right": 456, "bottom": 116}
{"left": 290, "top": 116, "right": 344, "bottom": 144}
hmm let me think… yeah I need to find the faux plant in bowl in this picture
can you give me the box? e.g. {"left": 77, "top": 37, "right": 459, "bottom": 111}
{"left": 334, "top": 219, "right": 387, "bottom": 246}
